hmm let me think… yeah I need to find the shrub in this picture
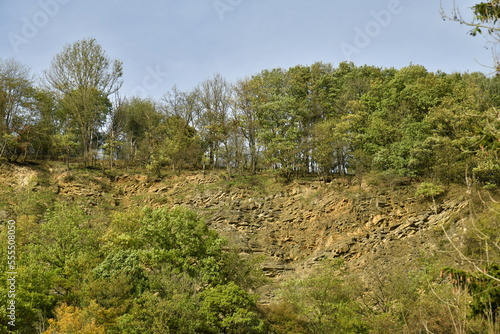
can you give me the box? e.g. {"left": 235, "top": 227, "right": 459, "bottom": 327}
{"left": 415, "top": 182, "right": 445, "bottom": 199}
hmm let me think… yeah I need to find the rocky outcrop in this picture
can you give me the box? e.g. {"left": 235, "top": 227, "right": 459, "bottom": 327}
{"left": 124, "top": 176, "right": 470, "bottom": 282}
{"left": 0, "top": 163, "right": 470, "bottom": 298}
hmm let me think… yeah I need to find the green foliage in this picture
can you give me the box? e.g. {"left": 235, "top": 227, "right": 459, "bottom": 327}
{"left": 410, "top": 135, "right": 466, "bottom": 182}
{"left": 92, "top": 250, "right": 148, "bottom": 294}
{"left": 44, "top": 38, "right": 122, "bottom": 164}
{"left": 0, "top": 232, "right": 58, "bottom": 332}
{"left": 121, "top": 97, "right": 163, "bottom": 165}
{"left": 263, "top": 301, "right": 309, "bottom": 334}
{"left": 3, "top": 52, "right": 499, "bottom": 187}
{"left": 95, "top": 206, "right": 265, "bottom": 333}
{"left": 0, "top": 58, "right": 36, "bottom": 162}
{"left": 470, "top": 1, "right": 500, "bottom": 35}
{"left": 1, "top": 134, "right": 22, "bottom": 162}
{"left": 199, "top": 282, "right": 266, "bottom": 334}
{"left": 30, "top": 203, "right": 100, "bottom": 269}
{"left": 3, "top": 163, "right": 500, "bottom": 333}
{"left": 52, "top": 132, "right": 79, "bottom": 167}
{"left": 0, "top": 201, "right": 267, "bottom": 333}
{"left": 137, "top": 206, "right": 227, "bottom": 284}
{"left": 115, "top": 289, "right": 202, "bottom": 334}
{"left": 415, "top": 182, "right": 445, "bottom": 199}
{"left": 311, "top": 116, "right": 351, "bottom": 177}
{"left": 443, "top": 265, "right": 500, "bottom": 322}
{"left": 280, "top": 261, "right": 369, "bottom": 334}
{"left": 252, "top": 68, "right": 304, "bottom": 180}
{"left": 439, "top": 200, "right": 500, "bottom": 330}
{"left": 148, "top": 115, "right": 203, "bottom": 176}
{"left": 25, "top": 202, "right": 101, "bottom": 307}
{"left": 473, "top": 153, "right": 500, "bottom": 186}
{"left": 7, "top": 44, "right": 500, "bottom": 333}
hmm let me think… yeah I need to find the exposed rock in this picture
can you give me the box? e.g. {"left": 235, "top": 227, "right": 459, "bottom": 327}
{"left": 0, "top": 163, "right": 472, "bottom": 305}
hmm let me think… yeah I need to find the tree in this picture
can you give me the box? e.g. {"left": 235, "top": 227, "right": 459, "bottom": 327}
{"left": 150, "top": 115, "right": 202, "bottom": 174}
{"left": 85, "top": 250, "right": 149, "bottom": 326}
{"left": 44, "top": 38, "right": 123, "bottom": 164}
{"left": 441, "top": 1, "right": 500, "bottom": 36}
{"left": 137, "top": 207, "right": 228, "bottom": 285}
{"left": 60, "top": 87, "right": 112, "bottom": 165}
{"left": 441, "top": 1, "right": 500, "bottom": 73}
{"left": 253, "top": 68, "right": 303, "bottom": 180}
{"left": 121, "top": 97, "right": 163, "bottom": 166}
{"left": 115, "top": 290, "right": 202, "bottom": 334}
{"left": 199, "top": 282, "right": 266, "bottom": 334}
{"left": 52, "top": 132, "right": 79, "bottom": 170}
{"left": 104, "top": 94, "right": 127, "bottom": 169}
{"left": 0, "top": 222, "right": 58, "bottom": 333}
{"left": 311, "top": 117, "right": 352, "bottom": 178}
{"left": 28, "top": 203, "right": 101, "bottom": 305}
{"left": 234, "top": 78, "right": 262, "bottom": 174}
{"left": 92, "top": 250, "right": 148, "bottom": 295}
{"left": 356, "top": 65, "right": 468, "bottom": 177}
{"left": 443, "top": 265, "right": 500, "bottom": 326}
{"left": 44, "top": 303, "right": 105, "bottom": 334}
{"left": 196, "top": 74, "right": 233, "bottom": 171}
{"left": 163, "top": 85, "right": 198, "bottom": 127}
{"left": 0, "top": 58, "right": 36, "bottom": 162}
{"left": 30, "top": 89, "right": 60, "bottom": 161}
{"left": 440, "top": 196, "right": 500, "bottom": 332}
{"left": 281, "top": 261, "right": 368, "bottom": 334}
{"left": 101, "top": 206, "right": 266, "bottom": 333}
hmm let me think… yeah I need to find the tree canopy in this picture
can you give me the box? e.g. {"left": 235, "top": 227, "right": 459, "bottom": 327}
{"left": 1, "top": 38, "right": 500, "bottom": 186}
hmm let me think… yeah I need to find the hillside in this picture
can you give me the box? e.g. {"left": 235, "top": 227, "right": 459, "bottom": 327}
{"left": 1, "top": 162, "right": 468, "bottom": 271}
{"left": 2, "top": 161, "right": 491, "bottom": 333}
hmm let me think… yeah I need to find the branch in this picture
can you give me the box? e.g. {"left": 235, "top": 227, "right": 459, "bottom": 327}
{"left": 442, "top": 223, "right": 500, "bottom": 284}
{"left": 440, "top": 0, "right": 500, "bottom": 36}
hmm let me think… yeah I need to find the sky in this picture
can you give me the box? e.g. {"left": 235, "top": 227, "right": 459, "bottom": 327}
{"left": 0, "top": 0, "right": 495, "bottom": 100}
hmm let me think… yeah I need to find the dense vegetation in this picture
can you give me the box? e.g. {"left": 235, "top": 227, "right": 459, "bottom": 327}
{"left": 2, "top": 167, "right": 500, "bottom": 333}
{"left": 2, "top": 39, "right": 500, "bottom": 186}
{"left": 3, "top": 26, "right": 500, "bottom": 332}
{"left": 0, "top": 198, "right": 267, "bottom": 333}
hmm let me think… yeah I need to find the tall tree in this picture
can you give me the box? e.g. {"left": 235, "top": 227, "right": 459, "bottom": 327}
{"left": 60, "top": 87, "right": 111, "bottom": 165}
{"left": 30, "top": 89, "right": 60, "bottom": 160}
{"left": 254, "top": 68, "right": 302, "bottom": 180}
{"left": 148, "top": 115, "right": 202, "bottom": 175}
{"left": 162, "top": 85, "right": 198, "bottom": 127}
{"left": 0, "top": 58, "right": 36, "bottom": 161}
{"left": 121, "top": 98, "right": 163, "bottom": 166}
{"left": 234, "top": 78, "right": 261, "bottom": 174}
{"left": 196, "top": 74, "right": 233, "bottom": 171}
{"left": 104, "top": 94, "right": 126, "bottom": 169}
{"left": 44, "top": 38, "right": 123, "bottom": 165}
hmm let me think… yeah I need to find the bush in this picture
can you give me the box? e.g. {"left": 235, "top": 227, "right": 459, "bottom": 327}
{"left": 473, "top": 154, "right": 500, "bottom": 186}
{"left": 415, "top": 182, "right": 445, "bottom": 199}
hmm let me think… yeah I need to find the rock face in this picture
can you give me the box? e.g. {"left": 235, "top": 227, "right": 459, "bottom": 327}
{"left": 118, "top": 173, "right": 470, "bottom": 284}
{"left": 0, "top": 163, "right": 470, "bottom": 302}
{"left": 198, "top": 186, "right": 466, "bottom": 277}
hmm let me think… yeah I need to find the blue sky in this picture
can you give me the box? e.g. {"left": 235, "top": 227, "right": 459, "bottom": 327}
{"left": 0, "top": 0, "right": 494, "bottom": 99}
